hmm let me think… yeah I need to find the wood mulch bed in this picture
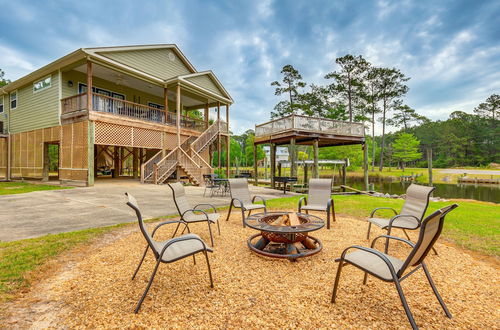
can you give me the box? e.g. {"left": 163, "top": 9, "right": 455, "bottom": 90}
{"left": 1, "top": 211, "right": 498, "bottom": 328}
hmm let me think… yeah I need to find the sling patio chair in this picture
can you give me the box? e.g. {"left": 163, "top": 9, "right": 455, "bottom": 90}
{"left": 225, "top": 178, "right": 267, "bottom": 227}
{"left": 203, "top": 174, "right": 219, "bottom": 197}
{"left": 168, "top": 182, "right": 221, "bottom": 247}
{"left": 366, "top": 183, "right": 436, "bottom": 254}
{"left": 298, "top": 178, "right": 335, "bottom": 229}
{"left": 331, "top": 204, "right": 458, "bottom": 330}
{"left": 125, "top": 193, "right": 214, "bottom": 314}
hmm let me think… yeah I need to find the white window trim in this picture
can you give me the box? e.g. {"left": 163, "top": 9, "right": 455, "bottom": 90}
{"left": 78, "top": 83, "right": 125, "bottom": 100}
{"left": 33, "top": 75, "right": 52, "bottom": 93}
{"left": 147, "top": 101, "right": 164, "bottom": 109}
{"left": 0, "top": 95, "right": 4, "bottom": 113}
{"left": 10, "top": 90, "right": 18, "bottom": 110}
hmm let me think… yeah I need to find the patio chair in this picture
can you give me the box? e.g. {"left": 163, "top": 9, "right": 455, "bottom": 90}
{"left": 203, "top": 174, "right": 219, "bottom": 197}
{"left": 168, "top": 182, "right": 221, "bottom": 246}
{"left": 125, "top": 193, "right": 214, "bottom": 313}
{"left": 331, "top": 204, "right": 458, "bottom": 330}
{"left": 225, "top": 178, "right": 267, "bottom": 227}
{"left": 366, "top": 184, "right": 435, "bottom": 254}
{"left": 298, "top": 178, "right": 335, "bottom": 229}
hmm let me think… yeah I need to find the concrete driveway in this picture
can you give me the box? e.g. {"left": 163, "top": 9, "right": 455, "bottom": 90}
{"left": 0, "top": 179, "right": 297, "bottom": 242}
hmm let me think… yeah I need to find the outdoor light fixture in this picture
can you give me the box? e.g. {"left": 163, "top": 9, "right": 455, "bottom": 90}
{"left": 67, "top": 80, "right": 74, "bottom": 87}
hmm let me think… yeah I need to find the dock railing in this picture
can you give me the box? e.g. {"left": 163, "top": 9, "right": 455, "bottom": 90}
{"left": 255, "top": 114, "right": 365, "bottom": 137}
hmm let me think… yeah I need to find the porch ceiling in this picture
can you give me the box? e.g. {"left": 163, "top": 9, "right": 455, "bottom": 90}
{"left": 71, "top": 63, "right": 211, "bottom": 108}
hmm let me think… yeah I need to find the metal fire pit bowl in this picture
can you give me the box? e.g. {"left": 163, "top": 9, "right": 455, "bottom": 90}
{"left": 244, "top": 212, "right": 324, "bottom": 261}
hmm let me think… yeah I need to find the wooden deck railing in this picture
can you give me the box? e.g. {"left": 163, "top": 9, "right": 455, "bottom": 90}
{"left": 255, "top": 114, "right": 365, "bottom": 137}
{"left": 61, "top": 93, "right": 87, "bottom": 115}
{"left": 60, "top": 92, "right": 206, "bottom": 132}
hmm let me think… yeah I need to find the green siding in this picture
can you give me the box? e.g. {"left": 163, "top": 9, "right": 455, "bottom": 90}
{"left": 185, "top": 75, "right": 226, "bottom": 98}
{"left": 0, "top": 95, "right": 7, "bottom": 131}
{"left": 62, "top": 70, "right": 176, "bottom": 109}
{"left": 97, "top": 49, "right": 192, "bottom": 80}
{"left": 9, "top": 72, "right": 60, "bottom": 134}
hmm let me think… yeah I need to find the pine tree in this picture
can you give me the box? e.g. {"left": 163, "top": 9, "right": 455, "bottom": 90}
{"left": 393, "top": 133, "right": 422, "bottom": 171}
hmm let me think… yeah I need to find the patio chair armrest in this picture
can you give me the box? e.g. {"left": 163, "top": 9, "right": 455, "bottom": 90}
{"left": 194, "top": 203, "right": 218, "bottom": 214}
{"left": 251, "top": 195, "right": 266, "bottom": 206}
{"left": 151, "top": 220, "right": 189, "bottom": 238}
{"left": 338, "top": 245, "right": 399, "bottom": 278}
{"left": 298, "top": 196, "right": 307, "bottom": 209}
{"left": 370, "top": 207, "right": 398, "bottom": 218}
{"left": 387, "top": 214, "right": 420, "bottom": 230}
{"left": 160, "top": 235, "right": 212, "bottom": 258}
{"left": 231, "top": 197, "right": 245, "bottom": 209}
{"left": 371, "top": 235, "right": 415, "bottom": 249}
{"left": 181, "top": 209, "right": 209, "bottom": 220}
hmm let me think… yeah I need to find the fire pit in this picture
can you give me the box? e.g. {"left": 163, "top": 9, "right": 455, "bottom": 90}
{"left": 244, "top": 212, "right": 324, "bottom": 261}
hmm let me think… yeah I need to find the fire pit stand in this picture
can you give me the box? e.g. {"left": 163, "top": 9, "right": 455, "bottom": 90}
{"left": 244, "top": 212, "right": 324, "bottom": 261}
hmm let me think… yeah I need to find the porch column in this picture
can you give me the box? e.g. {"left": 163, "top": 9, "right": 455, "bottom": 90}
{"left": 226, "top": 135, "right": 230, "bottom": 178}
{"left": 225, "top": 104, "right": 230, "bottom": 178}
{"left": 176, "top": 84, "right": 181, "bottom": 148}
{"left": 113, "top": 147, "right": 119, "bottom": 178}
{"left": 87, "top": 121, "right": 95, "bottom": 186}
{"left": 290, "top": 138, "right": 297, "bottom": 192}
{"left": 253, "top": 143, "right": 258, "bottom": 185}
{"left": 363, "top": 144, "right": 369, "bottom": 191}
{"left": 270, "top": 143, "right": 276, "bottom": 189}
{"left": 217, "top": 102, "right": 221, "bottom": 173}
{"left": 6, "top": 135, "right": 11, "bottom": 180}
{"left": 204, "top": 103, "right": 209, "bottom": 129}
{"left": 42, "top": 143, "right": 49, "bottom": 182}
{"left": 86, "top": 61, "right": 93, "bottom": 111}
{"left": 133, "top": 147, "right": 139, "bottom": 179}
{"left": 93, "top": 146, "right": 98, "bottom": 178}
{"left": 313, "top": 139, "right": 319, "bottom": 179}
{"left": 163, "top": 87, "right": 169, "bottom": 124}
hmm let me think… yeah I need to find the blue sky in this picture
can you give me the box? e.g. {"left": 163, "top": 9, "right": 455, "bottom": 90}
{"left": 1, "top": 0, "right": 499, "bottom": 134}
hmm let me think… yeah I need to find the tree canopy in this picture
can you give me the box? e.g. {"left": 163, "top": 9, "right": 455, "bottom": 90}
{"left": 0, "top": 69, "right": 10, "bottom": 87}
{"left": 474, "top": 93, "right": 499, "bottom": 120}
{"left": 392, "top": 133, "right": 422, "bottom": 170}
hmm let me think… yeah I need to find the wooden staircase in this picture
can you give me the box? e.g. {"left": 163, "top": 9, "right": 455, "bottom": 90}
{"left": 141, "top": 119, "right": 227, "bottom": 185}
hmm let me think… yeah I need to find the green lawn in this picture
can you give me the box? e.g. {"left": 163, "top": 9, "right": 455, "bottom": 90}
{"left": 266, "top": 195, "right": 500, "bottom": 255}
{"left": 0, "top": 224, "right": 127, "bottom": 301}
{"left": 0, "top": 195, "right": 497, "bottom": 302}
{"left": 0, "top": 182, "right": 72, "bottom": 195}
{"left": 234, "top": 166, "right": 500, "bottom": 184}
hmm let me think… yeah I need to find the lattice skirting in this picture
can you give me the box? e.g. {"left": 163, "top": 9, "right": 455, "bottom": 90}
{"left": 9, "top": 126, "right": 62, "bottom": 178}
{"left": 8, "top": 123, "right": 89, "bottom": 183}
{"left": 94, "top": 121, "right": 189, "bottom": 149}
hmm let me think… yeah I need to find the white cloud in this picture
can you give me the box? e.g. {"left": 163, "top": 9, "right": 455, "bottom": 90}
{"left": 0, "top": 44, "right": 36, "bottom": 80}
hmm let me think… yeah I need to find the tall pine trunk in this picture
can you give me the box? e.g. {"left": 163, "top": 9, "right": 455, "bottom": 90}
{"left": 371, "top": 110, "right": 376, "bottom": 171}
{"left": 378, "top": 99, "right": 387, "bottom": 172}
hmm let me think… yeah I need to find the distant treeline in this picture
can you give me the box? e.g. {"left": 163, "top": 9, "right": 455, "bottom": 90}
{"left": 379, "top": 111, "right": 499, "bottom": 168}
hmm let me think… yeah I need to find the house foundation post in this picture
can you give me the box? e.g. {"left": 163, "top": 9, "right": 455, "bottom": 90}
{"left": 270, "top": 143, "right": 276, "bottom": 189}
{"left": 313, "top": 139, "right": 319, "bottom": 179}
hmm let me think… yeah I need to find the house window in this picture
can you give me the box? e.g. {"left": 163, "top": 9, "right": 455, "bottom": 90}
{"left": 0, "top": 96, "right": 3, "bottom": 113}
{"left": 148, "top": 102, "right": 164, "bottom": 110}
{"left": 33, "top": 76, "right": 52, "bottom": 92}
{"left": 10, "top": 91, "right": 17, "bottom": 109}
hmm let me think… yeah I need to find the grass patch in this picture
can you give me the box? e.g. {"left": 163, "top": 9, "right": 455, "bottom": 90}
{"left": 0, "top": 224, "right": 128, "bottom": 301}
{"left": 0, "top": 182, "right": 72, "bottom": 195}
{"left": 267, "top": 195, "right": 500, "bottom": 256}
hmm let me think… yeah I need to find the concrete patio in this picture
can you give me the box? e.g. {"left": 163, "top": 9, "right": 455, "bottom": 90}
{"left": 0, "top": 179, "right": 296, "bottom": 242}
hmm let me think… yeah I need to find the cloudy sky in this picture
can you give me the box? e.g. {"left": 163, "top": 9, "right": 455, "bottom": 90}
{"left": 1, "top": 0, "right": 499, "bottom": 134}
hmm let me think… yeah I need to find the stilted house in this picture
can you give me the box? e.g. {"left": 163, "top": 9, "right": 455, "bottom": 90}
{"left": 0, "top": 45, "right": 233, "bottom": 186}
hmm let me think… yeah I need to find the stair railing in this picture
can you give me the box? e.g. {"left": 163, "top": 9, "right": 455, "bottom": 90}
{"left": 141, "top": 149, "right": 164, "bottom": 183}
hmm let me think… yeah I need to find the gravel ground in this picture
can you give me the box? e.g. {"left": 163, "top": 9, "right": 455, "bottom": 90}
{"left": 2, "top": 211, "right": 499, "bottom": 329}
